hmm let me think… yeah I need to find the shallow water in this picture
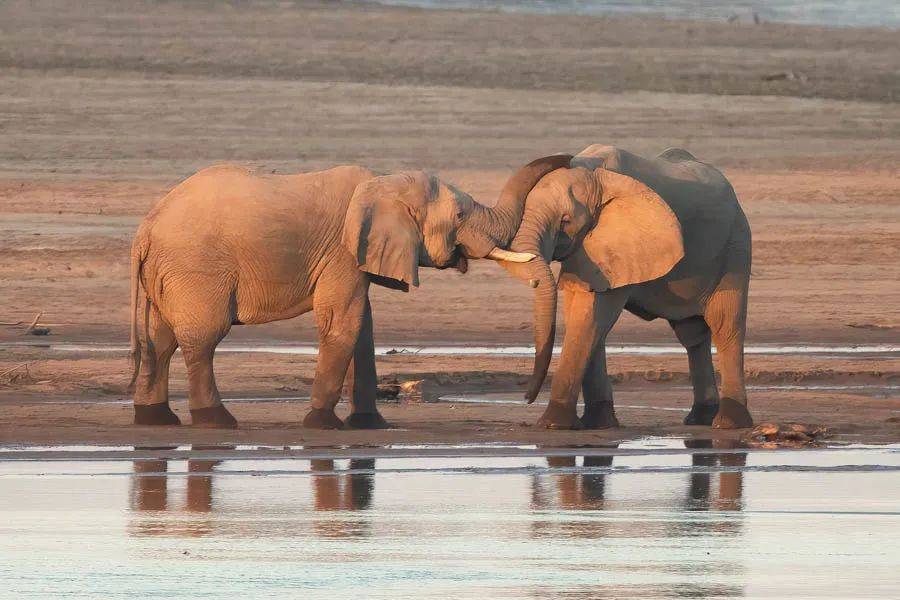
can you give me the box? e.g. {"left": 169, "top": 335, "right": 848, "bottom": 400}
{"left": 356, "top": 0, "right": 900, "bottom": 29}
{"left": 1, "top": 445, "right": 898, "bottom": 598}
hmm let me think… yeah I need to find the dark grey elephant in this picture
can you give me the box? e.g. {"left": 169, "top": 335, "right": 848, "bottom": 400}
{"left": 492, "top": 145, "right": 754, "bottom": 430}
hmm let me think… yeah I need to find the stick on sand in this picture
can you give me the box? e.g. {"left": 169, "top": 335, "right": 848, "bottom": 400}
{"left": 24, "top": 312, "right": 43, "bottom": 334}
{"left": 0, "top": 363, "right": 29, "bottom": 380}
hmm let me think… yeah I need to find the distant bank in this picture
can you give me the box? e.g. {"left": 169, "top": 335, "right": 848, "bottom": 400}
{"left": 354, "top": 0, "right": 899, "bottom": 29}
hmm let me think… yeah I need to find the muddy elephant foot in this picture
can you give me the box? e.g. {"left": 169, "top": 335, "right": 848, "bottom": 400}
{"left": 581, "top": 402, "right": 619, "bottom": 429}
{"left": 303, "top": 407, "right": 345, "bottom": 430}
{"left": 711, "top": 398, "right": 753, "bottom": 429}
{"left": 134, "top": 402, "right": 181, "bottom": 426}
{"left": 190, "top": 405, "right": 238, "bottom": 429}
{"left": 537, "top": 403, "right": 584, "bottom": 430}
{"left": 344, "top": 411, "right": 390, "bottom": 430}
{"left": 684, "top": 402, "right": 719, "bottom": 426}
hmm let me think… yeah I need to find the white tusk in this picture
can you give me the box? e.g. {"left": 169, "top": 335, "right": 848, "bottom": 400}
{"left": 486, "top": 248, "right": 537, "bottom": 263}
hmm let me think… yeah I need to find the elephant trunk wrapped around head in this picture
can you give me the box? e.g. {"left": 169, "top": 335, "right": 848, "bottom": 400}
{"left": 455, "top": 154, "right": 573, "bottom": 259}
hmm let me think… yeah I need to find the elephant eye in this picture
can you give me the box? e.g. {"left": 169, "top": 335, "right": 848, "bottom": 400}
{"left": 561, "top": 214, "right": 572, "bottom": 224}
{"left": 456, "top": 210, "right": 465, "bottom": 221}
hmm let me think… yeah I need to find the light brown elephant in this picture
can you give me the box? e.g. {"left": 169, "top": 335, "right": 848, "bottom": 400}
{"left": 493, "top": 145, "right": 753, "bottom": 430}
{"left": 128, "top": 158, "right": 569, "bottom": 429}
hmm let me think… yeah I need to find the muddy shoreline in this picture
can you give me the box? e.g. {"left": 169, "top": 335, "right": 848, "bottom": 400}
{"left": 1, "top": 0, "right": 898, "bottom": 446}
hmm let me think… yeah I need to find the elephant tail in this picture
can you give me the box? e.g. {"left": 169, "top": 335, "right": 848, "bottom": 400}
{"left": 126, "top": 235, "right": 148, "bottom": 394}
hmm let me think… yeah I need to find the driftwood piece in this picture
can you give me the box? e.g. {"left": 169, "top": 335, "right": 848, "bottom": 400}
{"left": 24, "top": 312, "right": 43, "bottom": 334}
{"left": 0, "top": 362, "right": 30, "bottom": 383}
{"left": 398, "top": 380, "right": 439, "bottom": 403}
{"left": 374, "top": 379, "right": 436, "bottom": 403}
{"left": 23, "top": 312, "right": 51, "bottom": 335}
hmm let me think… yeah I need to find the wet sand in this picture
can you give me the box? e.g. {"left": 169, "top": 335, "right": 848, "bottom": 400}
{"left": 0, "top": 0, "right": 898, "bottom": 445}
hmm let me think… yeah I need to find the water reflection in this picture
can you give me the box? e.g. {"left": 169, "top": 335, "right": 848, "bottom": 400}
{"left": 128, "top": 443, "right": 747, "bottom": 543}
{"left": 7, "top": 445, "right": 897, "bottom": 599}
{"left": 310, "top": 459, "right": 375, "bottom": 511}
{"left": 129, "top": 451, "right": 376, "bottom": 539}
{"left": 130, "top": 458, "right": 223, "bottom": 515}
{"left": 532, "top": 442, "right": 745, "bottom": 513}
{"left": 129, "top": 456, "right": 222, "bottom": 537}
{"left": 530, "top": 442, "right": 746, "bottom": 538}
{"left": 310, "top": 458, "right": 375, "bottom": 538}
{"left": 684, "top": 440, "right": 746, "bottom": 513}
{"left": 529, "top": 442, "right": 748, "bottom": 599}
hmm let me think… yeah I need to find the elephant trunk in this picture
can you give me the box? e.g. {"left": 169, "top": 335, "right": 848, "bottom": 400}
{"left": 457, "top": 154, "right": 572, "bottom": 258}
{"left": 497, "top": 248, "right": 558, "bottom": 403}
{"left": 524, "top": 257, "right": 557, "bottom": 402}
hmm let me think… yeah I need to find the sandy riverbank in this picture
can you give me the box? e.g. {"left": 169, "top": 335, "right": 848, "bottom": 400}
{"left": 0, "top": 0, "right": 897, "bottom": 445}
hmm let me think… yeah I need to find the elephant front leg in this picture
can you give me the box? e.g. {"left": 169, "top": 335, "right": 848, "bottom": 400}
{"left": 538, "top": 289, "right": 626, "bottom": 430}
{"left": 343, "top": 296, "right": 389, "bottom": 430}
{"left": 581, "top": 344, "right": 619, "bottom": 429}
{"left": 303, "top": 270, "right": 368, "bottom": 430}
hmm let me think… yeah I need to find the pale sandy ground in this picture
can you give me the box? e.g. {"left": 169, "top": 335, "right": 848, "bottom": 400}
{"left": 0, "top": 0, "right": 898, "bottom": 445}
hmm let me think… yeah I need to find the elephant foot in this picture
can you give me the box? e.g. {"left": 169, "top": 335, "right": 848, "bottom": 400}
{"left": 344, "top": 411, "right": 390, "bottom": 430}
{"left": 712, "top": 398, "right": 753, "bottom": 429}
{"left": 190, "top": 405, "right": 238, "bottom": 429}
{"left": 684, "top": 402, "right": 719, "bottom": 426}
{"left": 134, "top": 402, "right": 181, "bottom": 426}
{"left": 581, "top": 402, "right": 619, "bottom": 429}
{"left": 303, "top": 407, "right": 345, "bottom": 430}
{"left": 537, "top": 403, "right": 584, "bottom": 430}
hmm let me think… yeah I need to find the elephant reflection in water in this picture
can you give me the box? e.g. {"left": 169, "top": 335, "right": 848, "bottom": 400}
{"left": 529, "top": 442, "right": 748, "bottom": 599}
{"left": 129, "top": 454, "right": 375, "bottom": 538}
{"left": 684, "top": 440, "right": 746, "bottom": 514}
{"left": 129, "top": 457, "right": 222, "bottom": 537}
{"left": 530, "top": 441, "right": 747, "bottom": 538}
{"left": 309, "top": 459, "right": 375, "bottom": 538}
{"left": 531, "top": 454, "right": 615, "bottom": 512}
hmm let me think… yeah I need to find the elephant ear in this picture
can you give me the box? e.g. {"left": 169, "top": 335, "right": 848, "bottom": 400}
{"left": 561, "top": 169, "right": 684, "bottom": 291}
{"left": 342, "top": 175, "right": 421, "bottom": 292}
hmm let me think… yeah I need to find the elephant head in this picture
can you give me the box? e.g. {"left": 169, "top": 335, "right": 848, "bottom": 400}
{"left": 343, "top": 157, "right": 572, "bottom": 291}
{"left": 493, "top": 156, "right": 685, "bottom": 401}
{"left": 343, "top": 171, "right": 458, "bottom": 291}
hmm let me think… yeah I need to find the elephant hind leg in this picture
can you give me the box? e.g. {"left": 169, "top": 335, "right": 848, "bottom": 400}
{"left": 669, "top": 316, "right": 719, "bottom": 426}
{"left": 704, "top": 272, "right": 752, "bottom": 429}
{"left": 133, "top": 302, "right": 180, "bottom": 426}
{"left": 170, "top": 293, "right": 237, "bottom": 429}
